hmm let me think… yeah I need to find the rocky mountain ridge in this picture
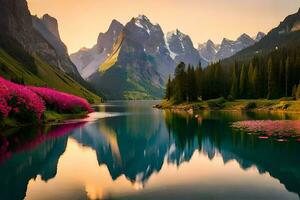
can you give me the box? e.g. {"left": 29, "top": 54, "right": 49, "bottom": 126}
{"left": 71, "top": 15, "right": 206, "bottom": 99}
{"left": 0, "top": 0, "right": 101, "bottom": 102}
{"left": 198, "top": 32, "right": 265, "bottom": 64}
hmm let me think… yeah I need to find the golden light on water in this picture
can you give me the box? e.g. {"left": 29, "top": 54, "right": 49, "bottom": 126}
{"left": 24, "top": 137, "right": 295, "bottom": 199}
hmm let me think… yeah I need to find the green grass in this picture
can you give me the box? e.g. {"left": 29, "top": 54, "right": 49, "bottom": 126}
{"left": 123, "top": 91, "right": 156, "bottom": 100}
{"left": 43, "top": 111, "right": 88, "bottom": 123}
{"left": 99, "top": 47, "right": 120, "bottom": 73}
{"left": 158, "top": 98, "right": 300, "bottom": 113}
{"left": 0, "top": 48, "right": 101, "bottom": 103}
{"left": 0, "top": 111, "right": 88, "bottom": 128}
{"left": 99, "top": 33, "right": 123, "bottom": 73}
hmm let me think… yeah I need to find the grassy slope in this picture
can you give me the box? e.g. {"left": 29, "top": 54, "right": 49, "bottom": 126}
{"left": 99, "top": 32, "right": 124, "bottom": 73}
{"left": 158, "top": 98, "right": 300, "bottom": 113}
{"left": 99, "top": 47, "right": 121, "bottom": 73}
{"left": 0, "top": 48, "right": 101, "bottom": 102}
{"left": 95, "top": 32, "right": 163, "bottom": 100}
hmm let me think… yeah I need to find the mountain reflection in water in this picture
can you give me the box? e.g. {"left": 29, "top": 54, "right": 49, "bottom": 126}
{"left": 0, "top": 101, "right": 299, "bottom": 200}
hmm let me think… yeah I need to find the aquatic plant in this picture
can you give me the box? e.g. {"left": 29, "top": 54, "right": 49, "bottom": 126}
{"left": 28, "top": 86, "right": 93, "bottom": 114}
{"left": 232, "top": 120, "right": 300, "bottom": 141}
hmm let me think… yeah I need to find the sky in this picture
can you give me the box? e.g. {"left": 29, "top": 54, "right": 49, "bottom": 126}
{"left": 27, "top": 0, "right": 300, "bottom": 54}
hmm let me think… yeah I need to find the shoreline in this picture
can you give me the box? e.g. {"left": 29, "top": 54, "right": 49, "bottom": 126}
{"left": 154, "top": 98, "right": 300, "bottom": 114}
{"left": 0, "top": 111, "right": 89, "bottom": 129}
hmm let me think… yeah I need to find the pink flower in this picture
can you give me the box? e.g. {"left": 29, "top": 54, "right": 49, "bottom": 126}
{"left": 28, "top": 86, "right": 93, "bottom": 113}
{"left": 0, "top": 76, "right": 93, "bottom": 122}
{"left": 0, "top": 77, "right": 45, "bottom": 120}
{"left": 232, "top": 120, "right": 300, "bottom": 142}
{"left": 13, "top": 108, "right": 19, "bottom": 113}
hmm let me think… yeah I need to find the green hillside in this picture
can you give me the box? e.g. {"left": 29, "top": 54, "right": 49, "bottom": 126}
{"left": 0, "top": 48, "right": 101, "bottom": 103}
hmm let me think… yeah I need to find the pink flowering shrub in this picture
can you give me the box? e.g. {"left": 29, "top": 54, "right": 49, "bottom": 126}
{"left": 28, "top": 86, "right": 93, "bottom": 114}
{"left": 0, "top": 84, "right": 11, "bottom": 119}
{"left": 0, "top": 76, "right": 93, "bottom": 124}
{"left": 0, "top": 77, "right": 45, "bottom": 122}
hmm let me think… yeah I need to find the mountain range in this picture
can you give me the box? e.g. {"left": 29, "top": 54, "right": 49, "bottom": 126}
{"left": 1, "top": 0, "right": 299, "bottom": 100}
{"left": 198, "top": 32, "right": 265, "bottom": 64}
{"left": 71, "top": 15, "right": 265, "bottom": 99}
{"left": 231, "top": 7, "right": 300, "bottom": 59}
{"left": 0, "top": 0, "right": 101, "bottom": 102}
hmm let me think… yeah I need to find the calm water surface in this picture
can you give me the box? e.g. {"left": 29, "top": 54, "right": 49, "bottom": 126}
{"left": 0, "top": 101, "right": 299, "bottom": 200}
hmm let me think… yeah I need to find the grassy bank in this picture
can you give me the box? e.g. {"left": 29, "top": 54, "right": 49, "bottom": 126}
{"left": 156, "top": 98, "right": 300, "bottom": 113}
{"left": 43, "top": 111, "right": 88, "bottom": 123}
{"left": 0, "top": 111, "right": 88, "bottom": 128}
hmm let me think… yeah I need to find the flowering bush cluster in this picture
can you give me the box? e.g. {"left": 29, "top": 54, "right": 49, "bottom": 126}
{"left": 29, "top": 87, "right": 93, "bottom": 114}
{"left": 0, "top": 85, "right": 10, "bottom": 119}
{"left": 0, "top": 76, "right": 93, "bottom": 123}
{"left": 0, "top": 77, "right": 45, "bottom": 122}
{"left": 232, "top": 120, "right": 300, "bottom": 142}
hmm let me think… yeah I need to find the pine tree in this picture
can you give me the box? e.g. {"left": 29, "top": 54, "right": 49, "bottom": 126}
{"left": 186, "top": 65, "right": 197, "bottom": 102}
{"left": 174, "top": 62, "right": 187, "bottom": 102}
{"left": 165, "top": 75, "right": 172, "bottom": 100}
{"left": 230, "top": 63, "right": 239, "bottom": 99}
{"left": 285, "top": 57, "right": 290, "bottom": 97}
{"left": 247, "top": 62, "right": 254, "bottom": 98}
{"left": 165, "top": 44, "right": 300, "bottom": 102}
{"left": 195, "top": 65, "right": 203, "bottom": 100}
{"left": 292, "top": 84, "right": 297, "bottom": 99}
{"left": 252, "top": 67, "right": 262, "bottom": 98}
{"left": 239, "top": 65, "right": 248, "bottom": 98}
{"left": 267, "top": 57, "right": 277, "bottom": 99}
{"left": 214, "top": 63, "right": 224, "bottom": 97}
{"left": 296, "top": 84, "right": 300, "bottom": 100}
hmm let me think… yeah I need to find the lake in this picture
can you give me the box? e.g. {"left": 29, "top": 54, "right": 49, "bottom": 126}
{"left": 0, "top": 101, "right": 299, "bottom": 200}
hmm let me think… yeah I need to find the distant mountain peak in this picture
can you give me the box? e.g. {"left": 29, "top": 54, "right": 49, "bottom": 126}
{"left": 255, "top": 32, "right": 266, "bottom": 41}
{"left": 131, "top": 14, "right": 155, "bottom": 34}
{"left": 206, "top": 39, "right": 214, "bottom": 45}
{"left": 198, "top": 39, "right": 220, "bottom": 64}
{"left": 221, "top": 38, "right": 234, "bottom": 45}
{"left": 167, "top": 29, "right": 187, "bottom": 41}
{"left": 237, "top": 33, "right": 252, "bottom": 41}
{"left": 110, "top": 19, "right": 123, "bottom": 28}
{"left": 96, "top": 19, "right": 124, "bottom": 49}
{"left": 175, "top": 29, "right": 185, "bottom": 36}
{"left": 41, "top": 14, "right": 60, "bottom": 39}
{"left": 202, "top": 39, "right": 219, "bottom": 50}
{"left": 136, "top": 14, "right": 150, "bottom": 22}
{"left": 105, "top": 19, "right": 124, "bottom": 35}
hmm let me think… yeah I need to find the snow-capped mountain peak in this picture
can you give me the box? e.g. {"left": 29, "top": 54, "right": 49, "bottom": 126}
{"left": 166, "top": 29, "right": 202, "bottom": 67}
{"left": 132, "top": 14, "right": 160, "bottom": 35}
{"left": 70, "top": 19, "right": 124, "bottom": 78}
{"left": 137, "top": 14, "right": 150, "bottom": 22}
{"left": 199, "top": 32, "right": 265, "bottom": 66}
{"left": 198, "top": 39, "right": 220, "bottom": 64}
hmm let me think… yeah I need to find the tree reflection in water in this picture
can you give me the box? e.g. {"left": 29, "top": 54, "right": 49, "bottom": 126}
{"left": 0, "top": 106, "right": 299, "bottom": 200}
